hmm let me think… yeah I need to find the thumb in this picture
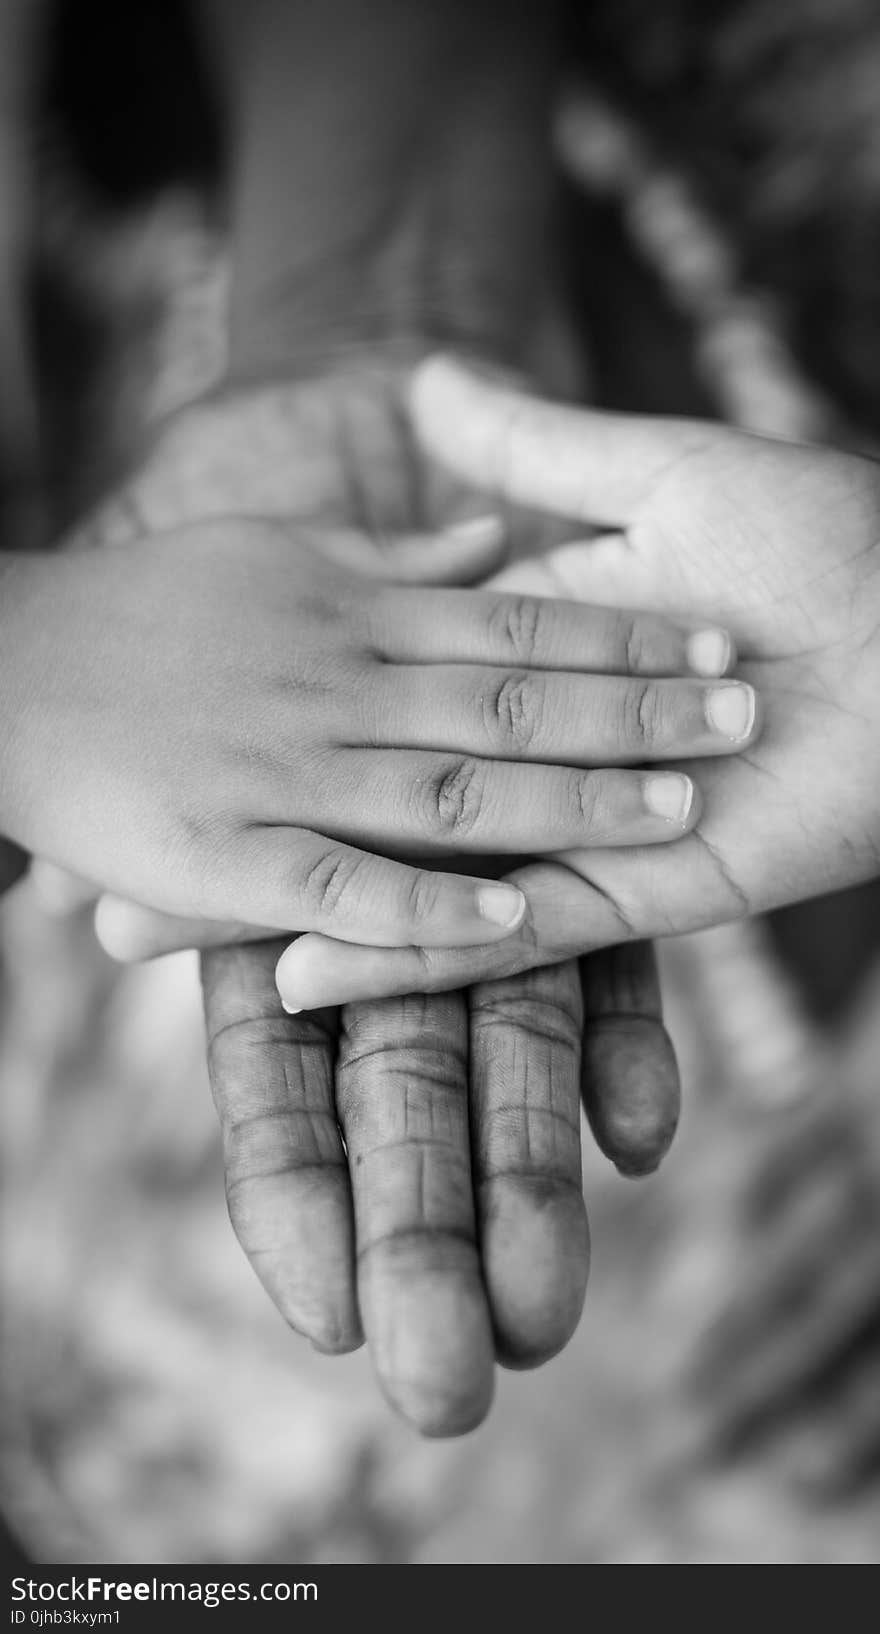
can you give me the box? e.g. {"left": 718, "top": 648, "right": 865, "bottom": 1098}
{"left": 411, "top": 355, "right": 717, "bottom": 529}
{"left": 316, "top": 513, "right": 507, "bottom": 586}
{"left": 487, "top": 531, "right": 674, "bottom": 615}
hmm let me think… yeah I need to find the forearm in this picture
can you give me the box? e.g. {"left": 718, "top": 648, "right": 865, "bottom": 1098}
{"left": 201, "top": 0, "right": 561, "bottom": 376}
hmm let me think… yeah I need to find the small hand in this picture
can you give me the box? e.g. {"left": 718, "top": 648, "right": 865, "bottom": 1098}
{"left": 16, "top": 500, "right": 742, "bottom": 951}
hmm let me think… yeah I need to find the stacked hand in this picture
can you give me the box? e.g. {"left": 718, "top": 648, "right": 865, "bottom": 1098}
{"left": 29, "top": 354, "right": 880, "bottom": 1435}
{"left": 30, "top": 359, "right": 732, "bottom": 1433}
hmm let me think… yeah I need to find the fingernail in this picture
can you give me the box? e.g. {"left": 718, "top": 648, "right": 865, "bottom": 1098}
{"left": 281, "top": 999, "right": 303, "bottom": 1015}
{"left": 705, "top": 682, "right": 756, "bottom": 741}
{"left": 643, "top": 772, "right": 694, "bottom": 825}
{"left": 687, "top": 627, "right": 733, "bottom": 677}
{"left": 444, "top": 514, "right": 504, "bottom": 547}
{"left": 476, "top": 882, "right": 526, "bottom": 929}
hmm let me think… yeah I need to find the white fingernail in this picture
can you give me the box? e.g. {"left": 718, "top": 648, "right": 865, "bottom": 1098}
{"left": 687, "top": 627, "right": 733, "bottom": 677}
{"left": 643, "top": 772, "right": 694, "bottom": 825}
{"left": 444, "top": 514, "right": 504, "bottom": 547}
{"left": 477, "top": 882, "right": 526, "bottom": 929}
{"left": 705, "top": 682, "right": 756, "bottom": 741}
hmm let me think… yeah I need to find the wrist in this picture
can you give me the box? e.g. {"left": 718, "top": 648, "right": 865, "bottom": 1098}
{"left": 227, "top": 264, "right": 540, "bottom": 388}
{"left": 223, "top": 0, "right": 559, "bottom": 383}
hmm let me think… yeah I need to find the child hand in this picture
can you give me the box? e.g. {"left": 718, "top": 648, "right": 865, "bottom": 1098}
{"left": 274, "top": 357, "right": 880, "bottom": 1007}
{"left": 2, "top": 506, "right": 746, "bottom": 951}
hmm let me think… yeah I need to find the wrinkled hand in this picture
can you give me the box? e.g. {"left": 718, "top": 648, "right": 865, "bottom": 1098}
{"left": 282, "top": 358, "right": 880, "bottom": 1008}
{"left": 36, "top": 362, "right": 683, "bottom": 1433}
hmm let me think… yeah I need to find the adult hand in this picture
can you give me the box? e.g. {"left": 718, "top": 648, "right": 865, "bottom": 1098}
{"left": 280, "top": 358, "right": 880, "bottom": 1009}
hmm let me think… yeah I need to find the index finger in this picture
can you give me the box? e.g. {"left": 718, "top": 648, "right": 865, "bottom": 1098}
{"left": 370, "top": 586, "right": 733, "bottom": 675}
{"left": 201, "top": 940, "right": 361, "bottom": 1353}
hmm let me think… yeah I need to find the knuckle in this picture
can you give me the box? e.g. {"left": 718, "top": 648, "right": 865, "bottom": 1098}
{"left": 624, "top": 615, "right": 651, "bottom": 674}
{"left": 418, "top": 757, "right": 487, "bottom": 840}
{"left": 572, "top": 770, "right": 602, "bottom": 833}
{"left": 164, "top": 805, "right": 238, "bottom": 907}
{"left": 489, "top": 593, "right": 549, "bottom": 665}
{"left": 403, "top": 868, "right": 443, "bottom": 928}
{"left": 484, "top": 670, "right": 544, "bottom": 753}
{"left": 625, "top": 681, "right": 666, "bottom": 751}
{"left": 299, "top": 846, "right": 366, "bottom": 920}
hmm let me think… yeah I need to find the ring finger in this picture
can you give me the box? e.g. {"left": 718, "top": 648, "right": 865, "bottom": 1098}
{"left": 314, "top": 747, "right": 701, "bottom": 853}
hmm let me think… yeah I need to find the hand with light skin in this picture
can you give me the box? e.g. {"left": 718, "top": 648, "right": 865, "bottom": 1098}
{"left": 273, "top": 357, "right": 880, "bottom": 1009}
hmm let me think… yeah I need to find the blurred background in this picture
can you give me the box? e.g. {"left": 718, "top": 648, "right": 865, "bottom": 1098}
{"left": 1, "top": 0, "right": 879, "bottom": 1565}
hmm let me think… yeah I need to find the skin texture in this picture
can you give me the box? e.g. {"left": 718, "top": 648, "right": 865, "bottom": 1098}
{"left": 276, "top": 357, "right": 880, "bottom": 1009}
{"left": 40, "top": 366, "right": 685, "bottom": 1432}
{"left": 5, "top": 503, "right": 735, "bottom": 938}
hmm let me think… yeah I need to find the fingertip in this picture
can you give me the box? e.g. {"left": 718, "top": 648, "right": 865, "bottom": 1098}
{"left": 642, "top": 771, "right": 701, "bottom": 833}
{"left": 410, "top": 352, "right": 461, "bottom": 412}
{"left": 475, "top": 881, "right": 527, "bottom": 933}
{"left": 275, "top": 936, "right": 310, "bottom": 1009}
{"left": 438, "top": 515, "right": 508, "bottom": 584}
{"left": 704, "top": 680, "right": 760, "bottom": 745}
{"left": 276, "top": 935, "right": 411, "bottom": 1012}
{"left": 582, "top": 1018, "right": 681, "bottom": 1176}
{"left": 283, "top": 1297, "right": 364, "bottom": 1356}
{"left": 683, "top": 775, "right": 703, "bottom": 832}
{"left": 410, "top": 354, "right": 507, "bottom": 478}
{"left": 229, "top": 1169, "right": 362, "bottom": 1355}
{"left": 481, "top": 1178, "right": 590, "bottom": 1369}
{"left": 360, "top": 1246, "right": 496, "bottom": 1438}
{"left": 443, "top": 513, "right": 505, "bottom": 549}
{"left": 613, "top": 1150, "right": 666, "bottom": 1179}
{"left": 93, "top": 895, "right": 144, "bottom": 962}
{"left": 383, "top": 514, "right": 507, "bottom": 586}
{"left": 307, "top": 1316, "right": 365, "bottom": 1356}
{"left": 686, "top": 627, "right": 736, "bottom": 678}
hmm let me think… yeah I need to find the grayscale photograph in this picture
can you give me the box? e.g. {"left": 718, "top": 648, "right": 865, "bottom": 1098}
{"left": 0, "top": 0, "right": 879, "bottom": 1593}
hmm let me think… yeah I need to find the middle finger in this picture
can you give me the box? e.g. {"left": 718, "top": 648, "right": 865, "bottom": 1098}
{"left": 469, "top": 959, "right": 589, "bottom": 1368}
{"left": 367, "top": 665, "right": 758, "bottom": 766}
{"left": 335, "top": 990, "right": 496, "bottom": 1437}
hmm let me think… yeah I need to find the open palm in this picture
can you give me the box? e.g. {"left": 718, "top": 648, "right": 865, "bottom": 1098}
{"left": 281, "top": 358, "right": 880, "bottom": 1006}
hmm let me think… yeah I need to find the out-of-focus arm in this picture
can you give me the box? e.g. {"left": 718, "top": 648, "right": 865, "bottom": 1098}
{"left": 196, "top": 0, "right": 561, "bottom": 376}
